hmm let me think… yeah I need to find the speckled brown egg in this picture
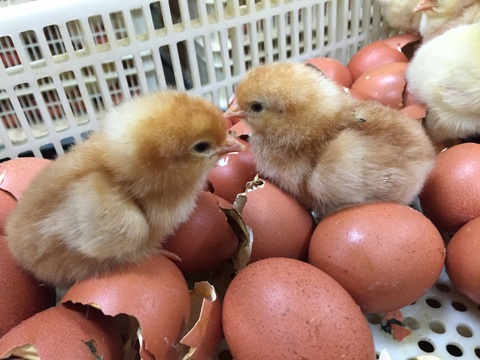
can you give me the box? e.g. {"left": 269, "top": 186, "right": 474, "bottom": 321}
{"left": 241, "top": 178, "right": 315, "bottom": 264}
{"left": 222, "top": 257, "right": 376, "bottom": 360}
{"left": 0, "top": 303, "right": 123, "bottom": 359}
{"left": 308, "top": 202, "right": 445, "bottom": 313}
{"left": 349, "top": 62, "right": 408, "bottom": 109}
{"left": 446, "top": 216, "right": 480, "bottom": 305}
{"left": 420, "top": 143, "right": 480, "bottom": 233}
{"left": 305, "top": 57, "right": 353, "bottom": 88}
{"left": 163, "top": 191, "right": 238, "bottom": 277}
{"left": 61, "top": 254, "right": 191, "bottom": 360}
{"left": 0, "top": 236, "right": 55, "bottom": 338}
{"left": 207, "top": 139, "right": 257, "bottom": 203}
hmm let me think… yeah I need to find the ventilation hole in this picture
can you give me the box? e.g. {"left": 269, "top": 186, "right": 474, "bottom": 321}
{"left": 475, "top": 348, "right": 480, "bottom": 358}
{"left": 436, "top": 283, "right": 451, "bottom": 292}
{"left": 39, "top": 143, "right": 57, "bottom": 159}
{"left": 365, "top": 313, "right": 383, "bottom": 325}
{"left": 418, "top": 340, "right": 435, "bottom": 353}
{"left": 457, "top": 324, "right": 473, "bottom": 338}
{"left": 429, "top": 320, "right": 446, "bottom": 334}
{"left": 18, "top": 150, "right": 34, "bottom": 158}
{"left": 447, "top": 344, "right": 463, "bottom": 357}
{"left": 452, "top": 301, "right": 468, "bottom": 312}
{"left": 426, "top": 298, "right": 442, "bottom": 309}
{"left": 403, "top": 316, "right": 420, "bottom": 330}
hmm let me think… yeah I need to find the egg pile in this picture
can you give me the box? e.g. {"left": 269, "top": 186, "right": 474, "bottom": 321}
{"left": 0, "top": 33, "right": 479, "bottom": 360}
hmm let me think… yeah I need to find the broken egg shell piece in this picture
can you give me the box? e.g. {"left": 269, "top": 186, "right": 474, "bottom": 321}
{"left": 181, "top": 282, "right": 222, "bottom": 360}
{"left": 228, "top": 120, "right": 252, "bottom": 138}
{"left": 0, "top": 191, "right": 16, "bottom": 235}
{"left": 401, "top": 103, "right": 427, "bottom": 121}
{"left": 0, "top": 303, "right": 123, "bottom": 360}
{"left": 0, "top": 158, "right": 52, "bottom": 201}
{"left": 61, "top": 254, "right": 191, "bottom": 360}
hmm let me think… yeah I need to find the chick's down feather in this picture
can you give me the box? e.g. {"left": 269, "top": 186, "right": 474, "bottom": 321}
{"left": 225, "top": 62, "right": 436, "bottom": 218}
{"left": 6, "top": 90, "right": 242, "bottom": 288}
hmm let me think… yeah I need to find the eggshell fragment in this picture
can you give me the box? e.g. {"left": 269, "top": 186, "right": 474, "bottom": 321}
{"left": 228, "top": 120, "right": 252, "bottom": 137}
{"left": 347, "top": 40, "right": 408, "bottom": 81}
{"left": 0, "top": 158, "right": 51, "bottom": 201}
{"left": 305, "top": 57, "right": 353, "bottom": 88}
{"left": 350, "top": 62, "right": 408, "bottom": 109}
{"left": 0, "top": 304, "right": 123, "bottom": 359}
{"left": 181, "top": 282, "right": 222, "bottom": 360}
{"left": 0, "top": 236, "right": 55, "bottom": 338}
{"left": 401, "top": 103, "right": 427, "bottom": 120}
{"left": 222, "top": 258, "right": 376, "bottom": 360}
{"left": 240, "top": 178, "right": 315, "bottom": 264}
{"left": 0, "top": 191, "right": 16, "bottom": 235}
{"left": 420, "top": 143, "right": 480, "bottom": 232}
{"left": 446, "top": 216, "right": 480, "bottom": 305}
{"left": 308, "top": 202, "right": 445, "bottom": 313}
{"left": 163, "top": 191, "right": 238, "bottom": 277}
{"left": 382, "top": 33, "right": 422, "bottom": 60}
{"left": 61, "top": 255, "right": 191, "bottom": 360}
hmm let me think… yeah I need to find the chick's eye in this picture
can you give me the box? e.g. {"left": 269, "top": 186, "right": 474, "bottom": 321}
{"left": 250, "top": 102, "right": 264, "bottom": 113}
{"left": 192, "top": 141, "right": 211, "bottom": 154}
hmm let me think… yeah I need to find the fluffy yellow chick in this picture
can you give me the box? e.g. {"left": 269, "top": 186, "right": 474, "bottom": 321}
{"left": 6, "top": 90, "right": 242, "bottom": 288}
{"left": 406, "top": 23, "right": 480, "bottom": 142}
{"left": 378, "top": 0, "right": 422, "bottom": 33}
{"left": 225, "top": 62, "right": 436, "bottom": 218}
{"left": 415, "top": 0, "right": 480, "bottom": 42}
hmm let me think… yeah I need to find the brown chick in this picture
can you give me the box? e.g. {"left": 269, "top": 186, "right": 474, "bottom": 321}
{"left": 6, "top": 90, "right": 242, "bottom": 288}
{"left": 415, "top": 0, "right": 480, "bottom": 42}
{"left": 225, "top": 62, "right": 436, "bottom": 219}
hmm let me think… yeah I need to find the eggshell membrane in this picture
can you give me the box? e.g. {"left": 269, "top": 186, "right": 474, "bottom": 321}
{"left": 420, "top": 143, "right": 480, "bottom": 232}
{"left": 0, "top": 158, "right": 51, "bottom": 200}
{"left": 163, "top": 191, "right": 238, "bottom": 277}
{"left": 347, "top": 40, "right": 408, "bottom": 81}
{"left": 305, "top": 57, "right": 353, "bottom": 88}
{"left": 350, "top": 62, "right": 408, "bottom": 109}
{"left": 446, "top": 217, "right": 480, "bottom": 304}
{"left": 241, "top": 179, "right": 315, "bottom": 263}
{"left": 0, "top": 236, "right": 55, "bottom": 338}
{"left": 61, "top": 255, "right": 191, "bottom": 360}
{"left": 0, "top": 304, "right": 123, "bottom": 359}
{"left": 208, "top": 139, "right": 257, "bottom": 203}
{"left": 181, "top": 282, "right": 222, "bottom": 360}
{"left": 0, "top": 191, "right": 16, "bottom": 235}
{"left": 223, "top": 258, "right": 376, "bottom": 360}
{"left": 308, "top": 202, "right": 445, "bottom": 313}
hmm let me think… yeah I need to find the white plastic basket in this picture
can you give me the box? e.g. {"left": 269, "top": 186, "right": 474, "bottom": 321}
{"left": 0, "top": 0, "right": 388, "bottom": 161}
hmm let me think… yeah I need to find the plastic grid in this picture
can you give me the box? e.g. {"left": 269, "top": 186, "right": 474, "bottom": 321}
{"left": 0, "top": 0, "right": 388, "bottom": 160}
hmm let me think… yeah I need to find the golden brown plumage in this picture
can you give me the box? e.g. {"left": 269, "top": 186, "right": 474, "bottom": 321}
{"left": 6, "top": 90, "right": 242, "bottom": 288}
{"left": 225, "top": 62, "right": 436, "bottom": 218}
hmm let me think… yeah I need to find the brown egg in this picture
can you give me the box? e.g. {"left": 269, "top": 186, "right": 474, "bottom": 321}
{"left": 305, "top": 57, "right": 353, "bottom": 88}
{"left": 0, "top": 304, "right": 123, "bottom": 359}
{"left": 181, "top": 281, "right": 222, "bottom": 360}
{"left": 0, "top": 236, "right": 55, "bottom": 338}
{"left": 223, "top": 257, "right": 376, "bottom": 360}
{"left": 0, "top": 191, "right": 16, "bottom": 235}
{"left": 350, "top": 62, "right": 408, "bottom": 109}
{"left": 382, "top": 33, "right": 422, "bottom": 60}
{"left": 241, "top": 178, "right": 315, "bottom": 264}
{"left": 347, "top": 40, "right": 408, "bottom": 81}
{"left": 0, "top": 157, "right": 51, "bottom": 201}
{"left": 207, "top": 139, "right": 257, "bottom": 203}
{"left": 401, "top": 103, "right": 427, "bottom": 121}
{"left": 61, "top": 254, "right": 191, "bottom": 359}
{"left": 420, "top": 143, "right": 480, "bottom": 233}
{"left": 163, "top": 191, "right": 238, "bottom": 277}
{"left": 308, "top": 202, "right": 445, "bottom": 313}
{"left": 446, "top": 216, "right": 480, "bottom": 305}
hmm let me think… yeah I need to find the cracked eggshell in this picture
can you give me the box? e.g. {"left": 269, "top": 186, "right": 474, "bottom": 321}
{"left": 308, "top": 202, "right": 445, "bottom": 313}
{"left": 181, "top": 282, "right": 222, "bottom": 360}
{"left": 0, "top": 303, "right": 123, "bottom": 359}
{"left": 350, "top": 62, "right": 408, "bottom": 109}
{"left": 61, "top": 254, "right": 191, "bottom": 360}
{"left": 382, "top": 33, "right": 422, "bottom": 60}
{"left": 207, "top": 139, "right": 257, "bottom": 204}
{"left": 305, "top": 57, "right": 353, "bottom": 88}
{"left": 446, "top": 216, "right": 480, "bottom": 304}
{"left": 0, "top": 236, "right": 55, "bottom": 338}
{"left": 241, "top": 178, "right": 315, "bottom": 264}
{"left": 223, "top": 258, "right": 376, "bottom": 360}
{"left": 163, "top": 191, "right": 238, "bottom": 277}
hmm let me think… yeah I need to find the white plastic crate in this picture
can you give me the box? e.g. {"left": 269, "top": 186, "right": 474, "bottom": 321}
{"left": 0, "top": 0, "right": 388, "bottom": 161}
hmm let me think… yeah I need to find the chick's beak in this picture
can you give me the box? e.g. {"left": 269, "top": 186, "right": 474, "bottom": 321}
{"left": 223, "top": 99, "right": 249, "bottom": 122}
{"left": 217, "top": 133, "right": 245, "bottom": 156}
{"left": 413, "top": 0, "right": 435, "bottom": 12}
